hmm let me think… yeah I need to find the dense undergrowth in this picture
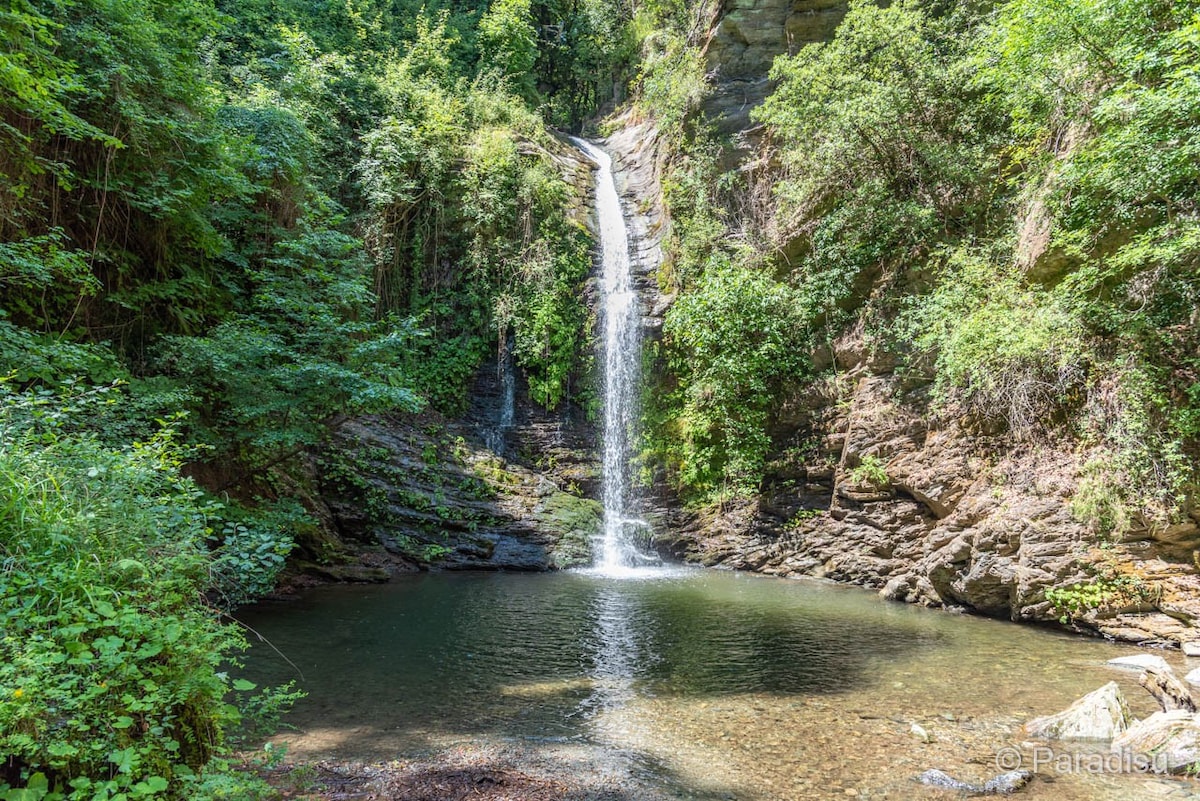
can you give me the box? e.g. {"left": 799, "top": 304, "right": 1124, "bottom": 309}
{"left": 637, "top": 0, "right": 1199, "bottom": 534}
{"left": 0, "top": 0, "right": 658, "bottom": 795}
{"left": 3, "top": 0, "right": 1198, "bottom": 794}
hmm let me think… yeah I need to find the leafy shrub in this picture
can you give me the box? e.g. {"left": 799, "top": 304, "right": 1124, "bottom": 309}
{"left": 0, "top": 386, "right": 284, "bottom": 798}
{"left": 901, "top": 249, "right": 1089, "bottom": 434}
{"left": 1072, "top": 365, "right": 1195, "bottom": 536}
{"left": 848, "top": 455, "right": 889, "bottom": 489}
{"left": 634, "top": 27, "right": 709, "bottom": 141}
{"left": 1046, "top": 566, "right": 1157, "bottom": 625}
{"left": 655, "top": 262, "right": 808, "bottom": 499}
{"left": 208, "top": 509, "right": 298, "bottom": 609}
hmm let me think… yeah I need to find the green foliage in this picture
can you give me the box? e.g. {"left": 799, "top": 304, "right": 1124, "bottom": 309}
{"left": 0, "top": 232, "right": 96, "bottom": 299}
{"left": 207, "top": 500, "right": 306, "bottom": 609}
{"left": 360, "top": 72, "right": 593, "bottom": 412}
{"left": 640, "top": 0, "right": 986, "bottom": 503}
{"left": 656, "top": 141, "right": 727, "bottom": 289}
{"left": 848, "top": 455, "right": 889, "bottom": 488}
{"left": 0, "top": 386, "right": 288, "bottom": 799}
{"left": 0, "top": 323, "right": 125, "bottom": 389}
{"left": 756, "top": 0, "right": 995, "bottom": 317}
{"left": 478, "top": 0, "right": 538, "bottom": 100}
{"left": 1045, "top": 580, "right": 1126, "bottom": 623}
{"left": 0, "top": 0, "right": 635, "bottom": 794}
{"left": 976, "top": 0, "right": 1200, "bottom": 528}
{"left": 0, "top": 0, "right": 119, "bottom": 181}
{"left": 1071, "top": 364, "right": 1194, "bottom": 534}
{"left": 160, "top": 215, "right": 423, "bottom": 467}
{"left": 982, "top": 0, "right": 1200, "bottom": 325}
{"left": 899, "top": 249, "right": 1090, "bottom": 433}
{"left": 497, "top": 230, "right": 594, "bottom": 409}
{"left": 634, "top": 26, "right": 709, "bottom": 142}
{"left": 1, "top": 0, "right": 245, "bottom": 344}
{"left": 4, "top": 0, "right": 610, "bottom": 464}
{"left": 654, "top": 262, "right": 808, "bottom": 499}
{"left": 1046, "top": 560, "right": 1157, "bottom": 624}
{"left": 534, "top": 0, "right": 639, "bottom": 127}
{"left": 641, "top": 0, "right": 1197, "bottom": 527}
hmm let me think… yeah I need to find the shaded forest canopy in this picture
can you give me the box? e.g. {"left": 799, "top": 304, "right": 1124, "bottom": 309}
{"left": 1, "top": 0, "right": 1199, "bottom": 797}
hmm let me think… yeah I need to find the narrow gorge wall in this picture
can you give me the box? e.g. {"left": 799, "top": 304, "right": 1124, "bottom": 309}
{"left": 612, "top": 0, "right": 1200, "bottom": 647}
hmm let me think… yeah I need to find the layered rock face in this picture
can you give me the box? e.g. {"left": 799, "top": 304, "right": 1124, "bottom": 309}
{"left": 703, "top": 0, "right": 847, "bottom": 133}
{"left": 599, "top": 117, "right": 669, "bottom": 360}
{"left": 667, "top": 360, "right": 1200, "bottom": 644}
{"left": 312, "top": 407, "right": 600, "bottom": 575}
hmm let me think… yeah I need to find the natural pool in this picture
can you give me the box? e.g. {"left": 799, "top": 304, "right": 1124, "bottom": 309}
{"left": 238, "top": 568, "right": 1200, "bottom": 800}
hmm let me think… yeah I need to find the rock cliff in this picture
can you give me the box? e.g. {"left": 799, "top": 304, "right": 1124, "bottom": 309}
{"left": 664, "top": 360, "right": 1200, "bottom": 645}
{"left": 603, "top": 0, "right": 1200, "bottom": 647}
{"left": 703, "top": 0, "right": 846, "bottom": 133}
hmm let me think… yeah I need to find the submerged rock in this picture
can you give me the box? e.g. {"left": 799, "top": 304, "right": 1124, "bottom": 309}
{"left": 1107, "top": 654, "right": 1171, "bottom": 672}
{"left": 910, "top": 722, "right": 933, "bottom": 743}
{"left": 917, "top": 769, "right": 1033, "bottom": 795}
{"left": 302, "top": 563, "right": 393, "bottom": 583}
{"left": 1024, "top": 682, "right": 1130, "bottom": 740}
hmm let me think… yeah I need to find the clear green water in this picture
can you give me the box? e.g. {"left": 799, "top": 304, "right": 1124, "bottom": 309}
{"left": 238, "top": 569, "right": 1199, "bottom": 799}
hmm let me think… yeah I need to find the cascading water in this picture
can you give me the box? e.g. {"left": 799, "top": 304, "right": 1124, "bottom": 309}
{"left": 484, "top": 334, "right": 515, "bottom": 457}
{"left": 571, "top": 137, "right": 657, "bottom": 574}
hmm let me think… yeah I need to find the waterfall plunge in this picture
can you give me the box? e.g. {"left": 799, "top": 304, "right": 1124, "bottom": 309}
{"left": 571, "top": 137, "right": 659, "bottom": 575}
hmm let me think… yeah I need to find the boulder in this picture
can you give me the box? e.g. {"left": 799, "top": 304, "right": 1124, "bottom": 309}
{"left": 910, "top": 722, "right": 933, "bottom": 743}
{"left": 1139, "top": 665, "right": 1196, "bottom": 712}
{"left": 1024, "top": 682, "right": 1130, "bottom": 740}
{"left": 1112, "top": 710, "right": 1200, "bottom": 774}
{"left": 1107, "top": 654, "right": 1171, "bottom": 672}
{"left": 917, "top": 769, "right": 1033, "bottom": 795}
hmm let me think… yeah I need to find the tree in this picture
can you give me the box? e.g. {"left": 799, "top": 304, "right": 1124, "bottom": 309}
{"left": 478, "top": 0, "right": 539, "bottom": 101}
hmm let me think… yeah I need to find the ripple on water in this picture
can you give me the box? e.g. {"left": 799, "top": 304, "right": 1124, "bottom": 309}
{"left": 238, "top": 569, "right": 1193, "bottom": 800}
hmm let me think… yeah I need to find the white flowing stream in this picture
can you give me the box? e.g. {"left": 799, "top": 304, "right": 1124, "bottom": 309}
{"left": 571, "top": 137, "right": 660, "bottom": 576}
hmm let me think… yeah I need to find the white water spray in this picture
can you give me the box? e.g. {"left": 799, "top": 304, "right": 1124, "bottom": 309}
{"left": 571, "top": 137, "right": 659, "bottom": 575}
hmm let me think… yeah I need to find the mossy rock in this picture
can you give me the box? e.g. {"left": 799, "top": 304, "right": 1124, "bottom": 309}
{"left": 301, "top": 562, "right": 392, "bottom": 583}
{"left": 535, "top": 491, "right": 601, "bottom": 569}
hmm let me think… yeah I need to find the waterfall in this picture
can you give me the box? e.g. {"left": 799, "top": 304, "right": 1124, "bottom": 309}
{"left": 571, "top": 137, "right": 656, "bottom": 574}
{"left": 484, "top": 334, "right": 515, "bottom": 457}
